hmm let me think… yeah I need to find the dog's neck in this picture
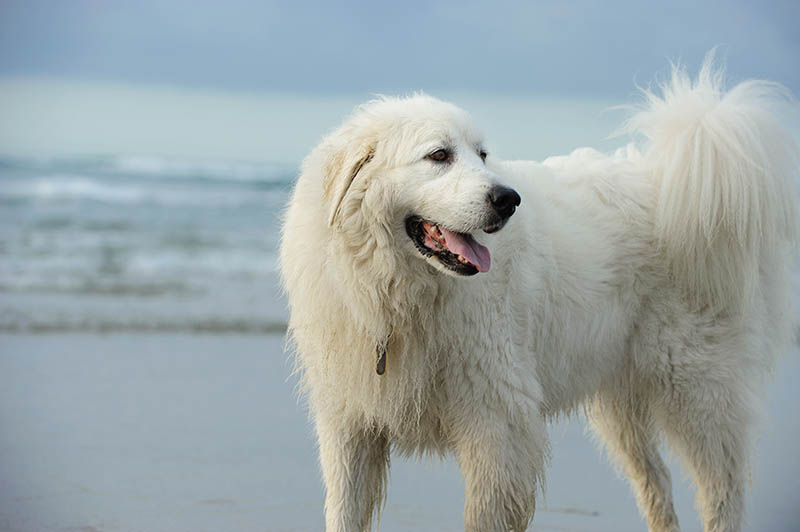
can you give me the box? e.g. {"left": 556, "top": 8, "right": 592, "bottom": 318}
{"left": 328, "top": 224, "right": 451, "bottom": 376}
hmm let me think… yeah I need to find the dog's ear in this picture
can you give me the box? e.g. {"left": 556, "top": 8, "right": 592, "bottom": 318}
{"left": 324, "top": 142, "right": 375, "bottom": 227}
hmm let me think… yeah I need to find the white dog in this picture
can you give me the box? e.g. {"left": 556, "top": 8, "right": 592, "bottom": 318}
{"left": 279, "top": 58, "right": 798, "bottom": 532}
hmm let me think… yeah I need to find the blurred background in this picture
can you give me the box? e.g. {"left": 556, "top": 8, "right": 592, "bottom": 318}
{"left": 0, "top": 1, "right": 798, "bottom": 531}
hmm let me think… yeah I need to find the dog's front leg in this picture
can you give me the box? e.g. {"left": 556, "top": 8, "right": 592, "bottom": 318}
{"left": 316, "top": 416, "right": 390, "bottom": 532}
{"left": 454, "top": 409, "right": 548, "bottom": 532}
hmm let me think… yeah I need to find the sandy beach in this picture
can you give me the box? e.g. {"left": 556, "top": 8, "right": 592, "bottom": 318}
{"left": 1, "top": 332, "right": 798, "bottom": 532}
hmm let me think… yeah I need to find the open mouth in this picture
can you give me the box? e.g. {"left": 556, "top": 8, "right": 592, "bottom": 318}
{"left": 405, "top": 216, "right": 492, "bottom": 275}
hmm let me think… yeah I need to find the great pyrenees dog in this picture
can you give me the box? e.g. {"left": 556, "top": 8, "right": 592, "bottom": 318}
{"left": 280, "top": 58, "right": 798, "bottom": 532}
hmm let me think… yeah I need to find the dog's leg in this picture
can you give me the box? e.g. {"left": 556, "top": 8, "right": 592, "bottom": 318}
{"left": 663, "top": 373, "right": 754, "bottom": 532}
{"left": 587, "top": 387, "right": 680, "bottom": 532}
{"left": 453, "top": 411, "right": 547, "bottom": 532}
{"left": 316, "top": 417, "right": 390, "bottom": 532}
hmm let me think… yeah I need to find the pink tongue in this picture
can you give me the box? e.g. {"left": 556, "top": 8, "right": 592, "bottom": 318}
{"left": 440, "top": 228, "right": 491, "bottom": 272}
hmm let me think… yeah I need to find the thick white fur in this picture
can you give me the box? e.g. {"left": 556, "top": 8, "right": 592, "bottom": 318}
{"left": 280, "top": 58, "right": 798, "bottom": 532}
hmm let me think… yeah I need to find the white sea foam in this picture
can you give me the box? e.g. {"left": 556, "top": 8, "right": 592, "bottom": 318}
{"left": 0, "top": 152, "right": 287, "bottom": 332}
{"left": 0, "top": 174, "right": 285, "bottom": 207}
{"left": 111, "top": 154, "right": 293, "bottom": 182}
{"left": 31, "top": 175, "right": 146, "bottom": 203}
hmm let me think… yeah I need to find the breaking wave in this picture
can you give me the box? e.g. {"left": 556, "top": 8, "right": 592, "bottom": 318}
{"left": 0, "top": 152, "right": 291, "bottom": 334}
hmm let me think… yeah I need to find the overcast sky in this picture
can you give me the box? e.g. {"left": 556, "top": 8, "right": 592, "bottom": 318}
{"left": 1, "top": 0, "right": 798, "bottom": 97}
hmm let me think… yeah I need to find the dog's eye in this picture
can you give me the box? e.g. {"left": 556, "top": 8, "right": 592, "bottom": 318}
{"left": 427, "top": 149, "right": 450, "bottom": 163}
{"left": 479, "top": 150, "right": 487, "bottom": 163}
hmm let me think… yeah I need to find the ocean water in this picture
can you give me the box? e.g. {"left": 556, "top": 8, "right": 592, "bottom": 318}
{"left": 0, "top": 77, "right": 797, "bottom": 335}
{"left": 0, "top": 80, "right": 635, "bottom": 335}
{"left": 0, "top": 79, "right": 632, "bottom": 335}
{"left": 0, "top": 154, "right": 293, "bottom": 333}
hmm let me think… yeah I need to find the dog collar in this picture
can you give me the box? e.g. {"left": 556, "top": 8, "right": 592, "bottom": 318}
{"left": 376, "top": 345, "right": 387, "bottom": 375}
{"left": 376, "top": 332, "right": 391, "bottom": 375}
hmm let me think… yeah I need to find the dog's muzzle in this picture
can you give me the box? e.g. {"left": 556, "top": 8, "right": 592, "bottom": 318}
{"left": 404, "top": 186, "right": 521, "bottom": 276}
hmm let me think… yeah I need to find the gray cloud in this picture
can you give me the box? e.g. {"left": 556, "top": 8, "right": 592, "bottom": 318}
{"left": 0, "top": 0, "right": 797, "bottom": 96}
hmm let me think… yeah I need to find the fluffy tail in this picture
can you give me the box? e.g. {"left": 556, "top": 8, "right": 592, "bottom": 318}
{"left": 626, "top": 53, "right": 799, "bottom": 312}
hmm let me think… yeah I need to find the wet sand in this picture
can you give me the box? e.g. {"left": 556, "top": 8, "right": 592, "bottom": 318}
{"left": 1, "top": 333, "right": 798, "bottom": 531}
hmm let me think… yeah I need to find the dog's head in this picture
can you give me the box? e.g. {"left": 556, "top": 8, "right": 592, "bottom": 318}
{"left": 317, "top": 94, "right": 519, "bottom": 278}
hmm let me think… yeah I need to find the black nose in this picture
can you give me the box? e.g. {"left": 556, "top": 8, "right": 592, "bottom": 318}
{"left": 488, "top": 185, "right": 521, "bottom": 219}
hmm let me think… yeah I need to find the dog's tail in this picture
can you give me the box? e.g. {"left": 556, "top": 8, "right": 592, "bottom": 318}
{"left": 625, "top": 53, "right": 799, "bottom": 312}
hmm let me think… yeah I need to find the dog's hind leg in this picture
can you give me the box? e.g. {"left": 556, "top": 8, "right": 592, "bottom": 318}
{"left": 662, "top": 363, "right": 757, "bottom": 532}
{"left": 587, "top": 384, "right": 680, "bottom": 532}
{"left": 316, "top": 417, "right": 390, "bottom": 532}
